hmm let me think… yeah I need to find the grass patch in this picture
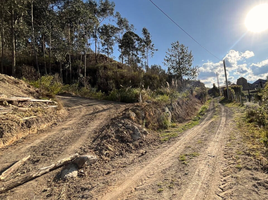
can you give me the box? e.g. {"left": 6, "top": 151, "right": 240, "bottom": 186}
{"left": 160, "top": 99, "right": 211, "bottom": 142}
{"left": 157, "top": 188, "right": 164, "bottom": 193}
{"left": 156, "top": 179, "right": 176, "bottom": 192}
{"left": 188, "top": 152, "right": 199, "bottom": 158}
{"left": 179, "top": 154, "right": 187, "bottom": 161}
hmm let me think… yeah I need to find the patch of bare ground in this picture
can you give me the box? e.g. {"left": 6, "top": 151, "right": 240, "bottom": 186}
{"left": 49, "top": 99, "right": 225, "bottom": 200}
{"left": 0, "top": 74, "right": 66, "bottom": 148}
{"left": 0, "top": 96, "right": 128, "bottom": 199}
{"left": 216, "top": 106, "right": 268, "bottom": 200}
{"left": 0, "top": 97, "right": 218, "bottom": 200}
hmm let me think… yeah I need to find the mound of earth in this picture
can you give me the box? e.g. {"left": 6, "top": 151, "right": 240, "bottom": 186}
{"left": 0, "top": 74, "right": 40, "bottom": 98}
{"left": 0, "top": 74, "right": 66, "bottom": 148}
{"left": 92, "top": 117, "right": 157, "bottom": 161}
{"left": 91, "top": 95, "right": 203, "bottom": 161}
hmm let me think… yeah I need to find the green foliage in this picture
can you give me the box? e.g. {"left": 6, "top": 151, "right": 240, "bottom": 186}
{"left": 246, "top": 108, "right": 266, "bottom": 127}
{"left": 208, "top": 83, "right": 219, "bottom": 97}
{"left": 198, "top": 105, "right": 208, "bottom": 116}
{"left": 27, "top": 75, "right": 63, "bottom": 96}
{"left": 159, "top": 113, "right": 170, "bottom": 129}
{"left": 164, "top": 41, "right": 198, "bottom": 84}
{"left": 179, "top": 154, "right": 186, "bottom": 161}
{"left": 155, "top": 94, "right": 170, "bottom": 104}
{"left": 106, "top": 88, "right": 139, "bottom": 103}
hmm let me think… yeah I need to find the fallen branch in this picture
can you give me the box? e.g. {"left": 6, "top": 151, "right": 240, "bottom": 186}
{"left": 0, "top": 155, "right": 31, "bottom": 181}
{"left": 30, "top": 99, "right": 53, "bottom": 103}
{"left": 0, "top": 154, "right": 97, "bottom": 194}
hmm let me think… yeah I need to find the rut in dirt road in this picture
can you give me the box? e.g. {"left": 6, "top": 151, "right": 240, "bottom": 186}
{"left": 180, "top": 104, "right": 226, "bottom": 200}
{"left": 0, "top": 96, "right": 126, "bottom": 176}
{"left": 99, "top": 101, "right": 227, "bottom": 200}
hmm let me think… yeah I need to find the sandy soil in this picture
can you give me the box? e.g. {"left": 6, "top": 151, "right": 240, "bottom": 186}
{"left": 0, "top": 97, "right": 267, "bottom": 200}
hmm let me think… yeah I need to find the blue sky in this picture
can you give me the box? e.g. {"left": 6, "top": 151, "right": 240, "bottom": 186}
{"left": 98, "top": 0, "right": 268, "bottom": 87}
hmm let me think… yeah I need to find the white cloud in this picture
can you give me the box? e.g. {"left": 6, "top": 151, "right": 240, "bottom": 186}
{"left": 198, "top": 50, "right": 255, "bottom": 87}
{"left": 235, "top": 64, "right": 249, "bottom": 75}
{"left": 250, "top": 59, "right": 268, "bottom": 76}
{"left": 242, "top": 51, "right": 255, "bottom": 59}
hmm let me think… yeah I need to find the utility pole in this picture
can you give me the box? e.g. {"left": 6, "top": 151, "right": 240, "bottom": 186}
{"left": 216, "top": 72, "right": 221, "bottom": 96}
{"left": 223, "top": 59, "right": 229, "bottom": 100}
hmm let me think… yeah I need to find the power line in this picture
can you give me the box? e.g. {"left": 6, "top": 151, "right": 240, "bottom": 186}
{"left": 148, "top": 0, "right": 221, "bottom": 61}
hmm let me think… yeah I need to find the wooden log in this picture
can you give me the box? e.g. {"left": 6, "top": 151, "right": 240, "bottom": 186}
{"left": 30, "top": 99, "right": 53, "bottom": 103}
{"left": 0, "top": 155, "right": 31, "bottom": 181}
{"left": 0, "top": 154, "right": 79, "bottom": 194}
{"left": 0, "top": 97, "right": 31, "bottom": 102}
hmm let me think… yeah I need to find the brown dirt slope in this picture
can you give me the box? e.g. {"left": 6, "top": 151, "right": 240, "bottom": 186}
{"left": 0, "top": 74, "right": 39, "bottom": 98}
{"left": 0, "top": 74, "right": 64, "bottom": 148}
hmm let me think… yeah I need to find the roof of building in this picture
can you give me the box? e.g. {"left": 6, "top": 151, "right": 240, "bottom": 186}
{"left": 253, "top": 79, "right": 267, "bottom": 85}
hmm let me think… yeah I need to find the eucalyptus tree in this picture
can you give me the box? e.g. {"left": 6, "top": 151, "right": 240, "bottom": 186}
{"left": 76, "top": 0, "right": 97, "bottom": 77}
{"left": 92, "top": 0, "right": 115, "bottom": 63}
{"left": 99, "top": 24, "right": 119, "bottom": 59}
{"left": 0, "top": 0, "right": 8, "bottom": 73}
{"left": 164, "top": 41, "right": 198, "bottom": 88}
{"left": 119, "top": 31, "right": 143, "bottom": 65}
{"left": 141, "top": 27, "right": 157, "bottom": 68}
{"left": 34, "top": 0, "right": 60, "bottom": 74}
{"left": 58, "top": 0, "right": 87, "bottom": 82}
{"left": 114, "top": 12, "right": 134, "bottom": 63}
{"left": 7, "top": 0, "right": 31, "bottom": 76}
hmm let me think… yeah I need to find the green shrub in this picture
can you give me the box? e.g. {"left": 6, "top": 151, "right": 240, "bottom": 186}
{"left": 246, "top": 108, "right": 266, "bottom": 127}
{"left": 159, "top": 113, "right": 170, "bottom": 129}
{"left": 27, "top": 75, "right": 63, "bottom": 96}
{"left": 106, "top": 88, "right": 139, "bottom": 103}
{"left": 155, "top": 94, "right": 170, "bottom": 104}
{"left": 198, "top": 105, "right": 208, "bottom": 116}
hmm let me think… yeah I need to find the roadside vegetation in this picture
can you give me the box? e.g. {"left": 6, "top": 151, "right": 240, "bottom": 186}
{"left": 0, "top": 0, "right": 209, "bottom": 149}
{"left": 160, "top": 98, "right": 211, "bottom": 142}
{"left": 215, "top": 81, "right": 268, "bottom": 167}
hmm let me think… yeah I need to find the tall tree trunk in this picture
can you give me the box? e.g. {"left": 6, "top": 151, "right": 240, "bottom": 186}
{"left": 43, "top": 35, "right": 47, "bottom": 74}
{"left": 68, "top": 26, "right": 72, "bottom": 83}
{"left": 84, "top": 51, "right": 86, "bottom": 78}
{"left": 59, "top": 61, "right": 62, "bottom": 81}
{"left": 146, "top": 48, "right": 149, "bottom": 67}
{"left": 31, "top": 0, "right": 39, "bottom": 74}
{"left": 94, "top": 29, "right": 97, "bottom": 64}
{"left": 10, "top": 0, "right": 16, "bottom": 76}
{"left": 49, "top": 24, "right": 52, "bottom": 74}
{"left": 1, "top": 2, "right": 4, "bottom": 74}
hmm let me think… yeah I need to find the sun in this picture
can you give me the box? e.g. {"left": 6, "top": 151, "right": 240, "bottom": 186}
{"left": 245, "top": 4, "right": 268, "bottom": 32}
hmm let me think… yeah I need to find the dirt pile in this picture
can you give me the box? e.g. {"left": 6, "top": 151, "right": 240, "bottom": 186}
{"left": 0, "top": 74, "right": 40, "bottom": 98}
{"left": 92, "top": 117, "right": 155, "bottom": 160}
{"left": 0, "top": 74, "right": 66, "bottom": 148}
{"left": 91, "top": 95, "right": 202, "bottom": 160}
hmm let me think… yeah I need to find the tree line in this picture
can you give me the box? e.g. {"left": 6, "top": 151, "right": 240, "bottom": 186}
{"left": 0, "top": 0, "right": 198, "bottom": 92}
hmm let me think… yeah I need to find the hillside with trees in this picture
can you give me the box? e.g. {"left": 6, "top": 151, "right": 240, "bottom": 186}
{"left": 0, "top": 0, "right": 203, "bottom": 103}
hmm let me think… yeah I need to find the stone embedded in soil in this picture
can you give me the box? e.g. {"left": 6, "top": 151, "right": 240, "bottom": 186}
{"left": 60, "top": 163, "right": 78, "bottom": 179}
{"left": 165, "top": 107, "right": 172, "bottom": 124}
{"left": 126, "top": 124, "right": 142, "bottom": 141}
{"left": 73, "top": 154, "right": 98, "bottom": 168}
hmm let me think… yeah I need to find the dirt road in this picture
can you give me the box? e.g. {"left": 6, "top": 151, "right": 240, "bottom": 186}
{"left": 0, "top": 96, "right": 126, "bottom": 197}
{"left": 91, "top": 100, "right": 226, "bottom": 200}
{"left": 1, "top": 97, "right": 267, "bottom": 200}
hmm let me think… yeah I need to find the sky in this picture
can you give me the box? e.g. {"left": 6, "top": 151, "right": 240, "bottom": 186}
{"left": 99, "top": 0, "right": 268, "bottom": 87}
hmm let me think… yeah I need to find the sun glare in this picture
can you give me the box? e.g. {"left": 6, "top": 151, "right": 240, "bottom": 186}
{"left": 245, "top": 4, "right": 268, "bottom": 32}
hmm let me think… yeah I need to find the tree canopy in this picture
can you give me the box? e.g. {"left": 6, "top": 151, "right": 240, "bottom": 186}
{"left": 0, "top": 0, "right": 199, "bottom": 94}
{"left": 164, "top": 41, "right": 198, "bottom": 83}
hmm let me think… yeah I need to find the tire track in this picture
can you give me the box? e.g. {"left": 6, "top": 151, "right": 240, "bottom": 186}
{"left": 180, "top": 104, "right": 226, "bottom": 200}
{"left": 99, "top": 102, "right": 217, "bottom": 200}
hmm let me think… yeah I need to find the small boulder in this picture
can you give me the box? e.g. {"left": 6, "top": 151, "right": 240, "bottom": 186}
{"left": 73, "top": 154, "right": 97, "bottom": 168}
{"left": 60, "top": 163, "right": 78, "bottom": 179}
